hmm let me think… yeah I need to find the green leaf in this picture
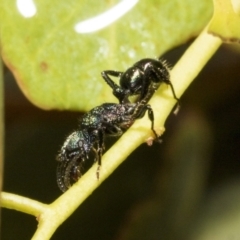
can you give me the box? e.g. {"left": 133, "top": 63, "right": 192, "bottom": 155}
{"left": 208, "top": 0, "right": 240, "bottom": 42}
{"left": 0, "top": 0, "right": 212, "bottom": 111}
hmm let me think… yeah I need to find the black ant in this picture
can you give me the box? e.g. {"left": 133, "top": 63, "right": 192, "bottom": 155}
{"left": 56, "top": 58, "right": 179, "bottom": 192}
{"left": 56, "top": 100, "right": 158, "bottom": 192}
{"left": 101, "top": 58, "right": 179, "bottom": 105}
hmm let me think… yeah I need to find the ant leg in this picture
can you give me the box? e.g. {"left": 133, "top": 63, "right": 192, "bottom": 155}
{"left": 95, "top": 130, "right": 105, "bottom": 179}
{"left": 133, "top": 103, "right": 160, "bottom": 142}
{"left": 165, "top": 80, "right": 180, "bottom": 114}
{"left": 145, "top": 105, "right": 160, "bottom": 140}
{"left": 101, "top": 70, "right": 126, "bottom": 103}
{"left": 101, "top": 70, "right": 122, "bottom": 89}
{"left": 69, "top": 159, "right": 82, "bottom": 182}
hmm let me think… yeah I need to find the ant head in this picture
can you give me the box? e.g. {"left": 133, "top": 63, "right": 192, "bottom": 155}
{"left": 119, "top": 58, "right": 170, "bottom": 102}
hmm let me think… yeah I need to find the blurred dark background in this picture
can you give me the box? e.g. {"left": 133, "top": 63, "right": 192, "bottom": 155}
{"left": 2, "top": 43, "right": 240, "bottom": 240}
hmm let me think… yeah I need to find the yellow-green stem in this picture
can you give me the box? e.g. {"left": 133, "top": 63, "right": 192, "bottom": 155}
{"left": 1, "top": 192, "right": 47, "bottom": 216}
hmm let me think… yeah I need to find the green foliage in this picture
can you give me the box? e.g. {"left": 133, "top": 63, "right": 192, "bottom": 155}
{"left": 209, "top": 0, "right": 240, "bottom": 42}
{"left": 0, "top": 0, "right": 211, "bottom": 110}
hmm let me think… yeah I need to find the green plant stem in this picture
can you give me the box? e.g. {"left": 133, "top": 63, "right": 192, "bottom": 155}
{"left": 1, "top": 28, "right": 222, "bottom": 240}
{"left": 1, "top": 192, "right": 47, "bottom": 216}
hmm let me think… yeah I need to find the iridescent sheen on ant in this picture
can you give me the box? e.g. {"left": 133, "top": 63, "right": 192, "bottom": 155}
{"left": 56, "top": 58, "right": 179, "bottom": 192}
